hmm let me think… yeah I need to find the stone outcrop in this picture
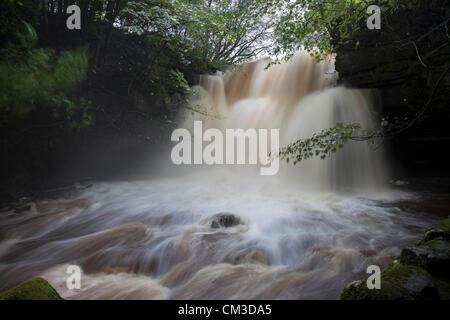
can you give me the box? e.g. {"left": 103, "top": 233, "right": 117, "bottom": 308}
{"left": 204, "top": 213, "right": 241, "bottom": 229}
{"left": 333, "top": 0, "right": 450, "bottom": 176}
{"left": 341, "top": 217, "right": 450, "bottom": 300}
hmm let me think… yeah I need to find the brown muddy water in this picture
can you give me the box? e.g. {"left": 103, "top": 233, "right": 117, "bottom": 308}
{"left": 0, "top": 52, "right": 444, "bottom": 299}
{"left": 0, "top": 175, "right": 441, "bottom": 299}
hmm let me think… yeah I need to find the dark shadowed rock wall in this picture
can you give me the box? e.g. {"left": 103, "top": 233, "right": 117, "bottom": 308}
{"left": 333, "top": 0, "right": 450, "bottom": 180}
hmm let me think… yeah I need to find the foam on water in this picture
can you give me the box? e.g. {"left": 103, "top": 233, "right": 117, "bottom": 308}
{"left": 0, "top": 52, "right": 435, "bottom": 299}
{"left": 0, "top": 176, "right": 433, "bottom": 299}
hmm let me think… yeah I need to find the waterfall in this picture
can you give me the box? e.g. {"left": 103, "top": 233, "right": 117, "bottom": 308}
{"left": 183, "top": 51, "right": 389, "bottom": 192}
{"left": 0, "top": 52, "right": 428, "bottom": 301}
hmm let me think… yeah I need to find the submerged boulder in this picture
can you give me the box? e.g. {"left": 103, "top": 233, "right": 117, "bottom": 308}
{"left": 204, "top": 213, "right": 241, "bottom": 229}
{"left": 0, "top": 278, "right": 62, "bottom": 300}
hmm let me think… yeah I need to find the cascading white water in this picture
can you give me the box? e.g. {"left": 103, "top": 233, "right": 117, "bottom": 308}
{"left": 184, "top": 52, "right": 388, "bottom": 192}
{"left": 0, "top": 52, "right": 436, "bottom": 300}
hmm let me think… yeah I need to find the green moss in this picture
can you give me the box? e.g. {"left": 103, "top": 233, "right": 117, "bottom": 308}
{"left": 341, "top": 263, "right": 437, "bottom": 300}
{"left": 400, "top": 248, "right": 423, "bottom": 267}
{"left": 0, "top": 278, "right": 62, "bottom": 300}
{"left": 418, "top": 218, "right": 450, "bottom": 245}
{"left": 340, "top": 280, "right": 389, "bottom": 300}
{"left": 340, "top": 260, "right": 395, "bottom": 299}
{"left": 382, "top": 262, "right": 413, "bottom": 285}
{"left": 433, "top": 218, "right": 450, "bottom": 232}
{"left": 341, "top": 217, "right": 450, "bottom": 300}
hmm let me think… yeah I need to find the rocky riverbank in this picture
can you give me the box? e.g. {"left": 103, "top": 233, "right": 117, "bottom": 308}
{"left": 333, "top": 0, "right": 450, "bottom": 178}
{"left": 341, "top": 217, "right": 450, "bottom": 300}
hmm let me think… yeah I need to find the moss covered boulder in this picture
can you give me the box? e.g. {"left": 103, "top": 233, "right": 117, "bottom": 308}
{"left": 0, "top": 278, "right": 62, "bottom": 300}
{"left": 401, "top": 240, "right": 450, "bottom": 276}
{"left": 341, "top": 260, "right": 439, "bottom": 300}
{"left": 402, "top": 218, "right": 450, "bottom": 276}
{"left": 341, "top": 217, "right": 450, "bottom": 300}
{"left": 418, "top": 218, "right": 450, "bottom": 244}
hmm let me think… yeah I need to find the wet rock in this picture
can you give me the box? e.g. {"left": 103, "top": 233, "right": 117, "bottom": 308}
{"left": 204, "top": 213, "right": 241, "bottom": 229}
{"left": 400, "top": 247, "right": 424, "bottom": 267}
{"left": 383, "top": 262, "right": 438, "bottom": 299}
{"left": 419, "top": 240, "right": 450, "bottom": 276}
{"left": 341, "top": 217, "right": 450, "bottom": 300}
{"left": 341, "top": 261, "right": 439, "bottom": 300}
{"left": 333, "top": 0, "right": 450, "bottom": 173}
{"left": 0, "top": 278, "right": 62, "bottom": 300}
{"left": 341, "top": 280, "right": 385, "bottom": 300}
{"left": 400, "top": 218, "right": 450, "bottom": 276}
{"left": 419, "top": 218, "right": 450, "bottom": 244}
{"left": 401, "top": 240, "right": 450, "bottom": 276}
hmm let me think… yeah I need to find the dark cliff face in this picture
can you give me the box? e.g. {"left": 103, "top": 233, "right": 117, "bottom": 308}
{"left": 333, "top": 1, "right": 450, "bottom": 181}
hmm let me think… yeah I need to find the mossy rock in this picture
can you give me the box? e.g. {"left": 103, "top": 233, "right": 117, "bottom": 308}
{"left": 341, "top": 261, "right": 439, "bottom": 300}
{"left": 400, "top": 247, "right": 424, "bottom": 267}
{"left": 416, "top": 240, "right": 450, "bottom": 276}
{"left": 341, "top": 280, "right": 389, "bottom": 300}
{"left": 417, "top": 218, "right": 450, "bottom": 245}
{"left": 0, "top": 278, "right": 63, "bottom": 300}
{"left": 342, "top": 217, "right": 450, "bottom": 300}
{"left": 408, "top": 218, "right": 450, "bottom": 276}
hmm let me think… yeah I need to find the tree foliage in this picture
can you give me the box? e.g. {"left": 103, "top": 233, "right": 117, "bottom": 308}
{"left": 0, "top": 22, "right": 90, "bottom": 128}
{"left": 278, "top": 123, "right": 365, "bottom": 164}
{"left": 0, "top": 0, "right": 278, "bottom": 136}
{"left": 1, "top": 0, "right": 443, "bottom": 167}
{"left": 121, "top": 0, "right": 275, "bottom": 70}
{"left": 271, "top": 0, "right": 401, "bottom": 62}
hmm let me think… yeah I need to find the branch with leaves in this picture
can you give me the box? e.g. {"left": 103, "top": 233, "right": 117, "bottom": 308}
{"left": 278, "top": 65, "right": 448, "bottom": 165}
